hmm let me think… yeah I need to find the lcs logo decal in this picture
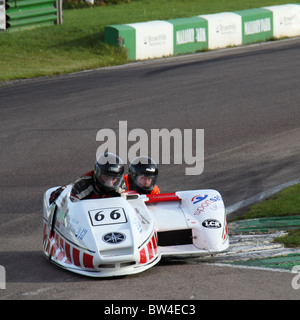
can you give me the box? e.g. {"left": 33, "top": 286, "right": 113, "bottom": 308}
{"left": 202, "top": 219, "right": 221, "bottom": 228}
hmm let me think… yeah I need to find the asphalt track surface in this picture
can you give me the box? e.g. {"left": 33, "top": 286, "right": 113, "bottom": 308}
{"left": 0, "top": 38, "right": 300, "bottom": 300}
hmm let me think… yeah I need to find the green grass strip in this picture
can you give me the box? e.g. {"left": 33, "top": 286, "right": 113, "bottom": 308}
{"left": 0, "top": 0, "right": 297, "bottom": 81}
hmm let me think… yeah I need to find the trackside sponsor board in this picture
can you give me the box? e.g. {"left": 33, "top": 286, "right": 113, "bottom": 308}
{"left": 0, "top": 0, "right": 5, "bottom": 31}
{"left": 104, "top": 25, "right": 136, "bottom": 60}
{"left": 264, "top": 4, "right": 300, "bottom": 38}
{"left": 127, "top": 21, "right": 173, "bottom": 60}
{"left": 168, "top": 17, "right": 208, "bottom": 55}
{"left": 235, "top": 8, "right": 273, "bottom": 44}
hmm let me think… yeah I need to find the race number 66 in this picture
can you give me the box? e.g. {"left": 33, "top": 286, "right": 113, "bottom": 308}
{"left": 88, "top": 207, "right": 127, "bottom": 226}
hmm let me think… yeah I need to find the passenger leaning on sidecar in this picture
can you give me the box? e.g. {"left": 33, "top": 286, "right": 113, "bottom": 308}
{"left": 123, "top": 156, "right": 160, "bottom": 195}
{"left": 70, "top": 152, "right": 125, "bottom": 201}
{"left": 49, "top": 152, "right": 125, "bottom": 204}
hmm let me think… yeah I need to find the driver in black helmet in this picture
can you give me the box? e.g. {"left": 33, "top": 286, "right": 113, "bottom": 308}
{"left": 123, "top": 156, "right": 160, "bottom": 195}
{"left": 69, "top": 152, "right": 125, "bottom": 201}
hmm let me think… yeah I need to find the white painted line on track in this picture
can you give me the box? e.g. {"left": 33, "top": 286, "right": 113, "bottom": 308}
{"left": 208, "top": 262, "right": 293, "bottom": 274}
{"left": 22, "top": 287, "right": 52, "bottom": 297}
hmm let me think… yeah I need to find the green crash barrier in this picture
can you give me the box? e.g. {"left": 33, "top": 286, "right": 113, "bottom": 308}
{"left": 104, "top": 24, "right": 136, "bottom": 60}
{"left": 265, "top": 4, "right": 300, "bottom": 38}
{"left": 168, "top": 17, "right": 208, "bottom": 55}
{"left": 5, "top": 0, "right": 59, "bottom": 31}
{"left": 235, "top": 8, "right": 273, "bottom": 44}
{"left": 104, "top": 18, "right": 208, "bottom": 60}
{"left": 105, "top": 4, "right": 300, "bottom": 61}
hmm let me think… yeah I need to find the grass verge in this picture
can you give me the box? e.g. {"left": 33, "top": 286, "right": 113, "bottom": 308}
{"left": 0, "top": 0, "right": 296, "bottom": 81}
{"left": 232, "top": 183, "right": 300, "bottom": 247}
{"left": 274, "top": 229, "right": 300, "bottom": 248}
{"left": 235, "top": 183, "right": 300, "bottom": 220}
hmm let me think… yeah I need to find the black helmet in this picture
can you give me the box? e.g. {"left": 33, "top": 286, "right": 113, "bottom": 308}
{"left": 94, "top": 152, "right": 124, "bottom": 193}
{"left": 129, "top": 156, "right": 158, "bottom": 194}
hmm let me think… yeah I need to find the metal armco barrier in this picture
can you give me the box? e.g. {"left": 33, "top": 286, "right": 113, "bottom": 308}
{"left": 4, "top": 0, "right": 62, "bottom": 31}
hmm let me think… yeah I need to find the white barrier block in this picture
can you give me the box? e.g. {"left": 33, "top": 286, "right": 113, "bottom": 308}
{"left": 0, "top": 2, "right": 6, "bottom": 31}
{"left": 199, "top": 12, "right": 242, "bottom": 49}
{"left": 264, "top": 4, "right": 300, "bottom": 38}
{"left": 127, "top": 21, "right": 173, "bottom": 60}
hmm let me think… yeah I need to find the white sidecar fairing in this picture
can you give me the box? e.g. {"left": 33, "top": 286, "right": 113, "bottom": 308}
{"left": 43, "top": 186, "right": 160, "bottom": 277}
{"left": 144, "top": 190, "right": 229, "bottom": 257}
{"left": 42, "top": 186, "right": 229, "bottom": 277}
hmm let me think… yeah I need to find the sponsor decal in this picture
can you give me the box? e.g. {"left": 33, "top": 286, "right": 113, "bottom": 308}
{"left": 193, "top": 194, "right": 222, "bottom": 215}
{"left": 280, "top": 15, "right": 300, "bottom": 26}
{"left": 102, "top": 232, "right": 126, "bottom": 244}
{"left": 202, "top": 219, "right": 221, "bottom": 228}
{"left": 144, "top": 33, "right": 167, "bottom": 46}
{"left": 75, "top": 227, "right": 88, "bottom": 240}
{"left": 216, "top": 23, "right": 236, "bottom": 34}
{"left": 175, "top": 27, "right": 206, "bottom": 45}
{"left": 191, "top": 194, "right": 208, "bottom": 204}
{"left": 244, "top": 18, "right": 271, "bottom": 35}
{"left": 196, "top": 27, "right": 207, "bottom": 42}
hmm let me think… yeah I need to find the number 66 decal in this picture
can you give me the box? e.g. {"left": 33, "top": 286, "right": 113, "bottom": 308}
{"left": 88, "top": 207, "right": 127, "bottom": 226}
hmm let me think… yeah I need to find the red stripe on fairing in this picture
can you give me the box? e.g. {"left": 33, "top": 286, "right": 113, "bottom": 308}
{"left": 223, "top": 219, "right": 228, "bottom": 240}
{"left": 83, "top": 253, "right": 94, "bottom": 269}
{"left": 51, "top": 240, "right": 58, "bottom": 257}
{"left": 45, "top": 239, "right": 50, "bottom": 254}
{"left": 139, "top": 232, "right": 159, "bottom": 264}
{"left": 47, "top": 231, "right": 94, "bottom": 268}
{"left": 151, "top": 235, "right": 157, "bottom": 255}
{"left": 139, "top": 248, "right": 147, "bottom": 264}
{"left": 56, "top": 251, "right": 65, "bottom": 261}
{"left": 73, "top": 248, "right": 81, "bottom": 267}
{"left": 60, "top": 237, "right": 64, "bottom": 250}
{"left": 147, "top": 241, "right": 154, "bottom": 260}
{"left": 65, "top": 243, "right": 71, "bottom": 261}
